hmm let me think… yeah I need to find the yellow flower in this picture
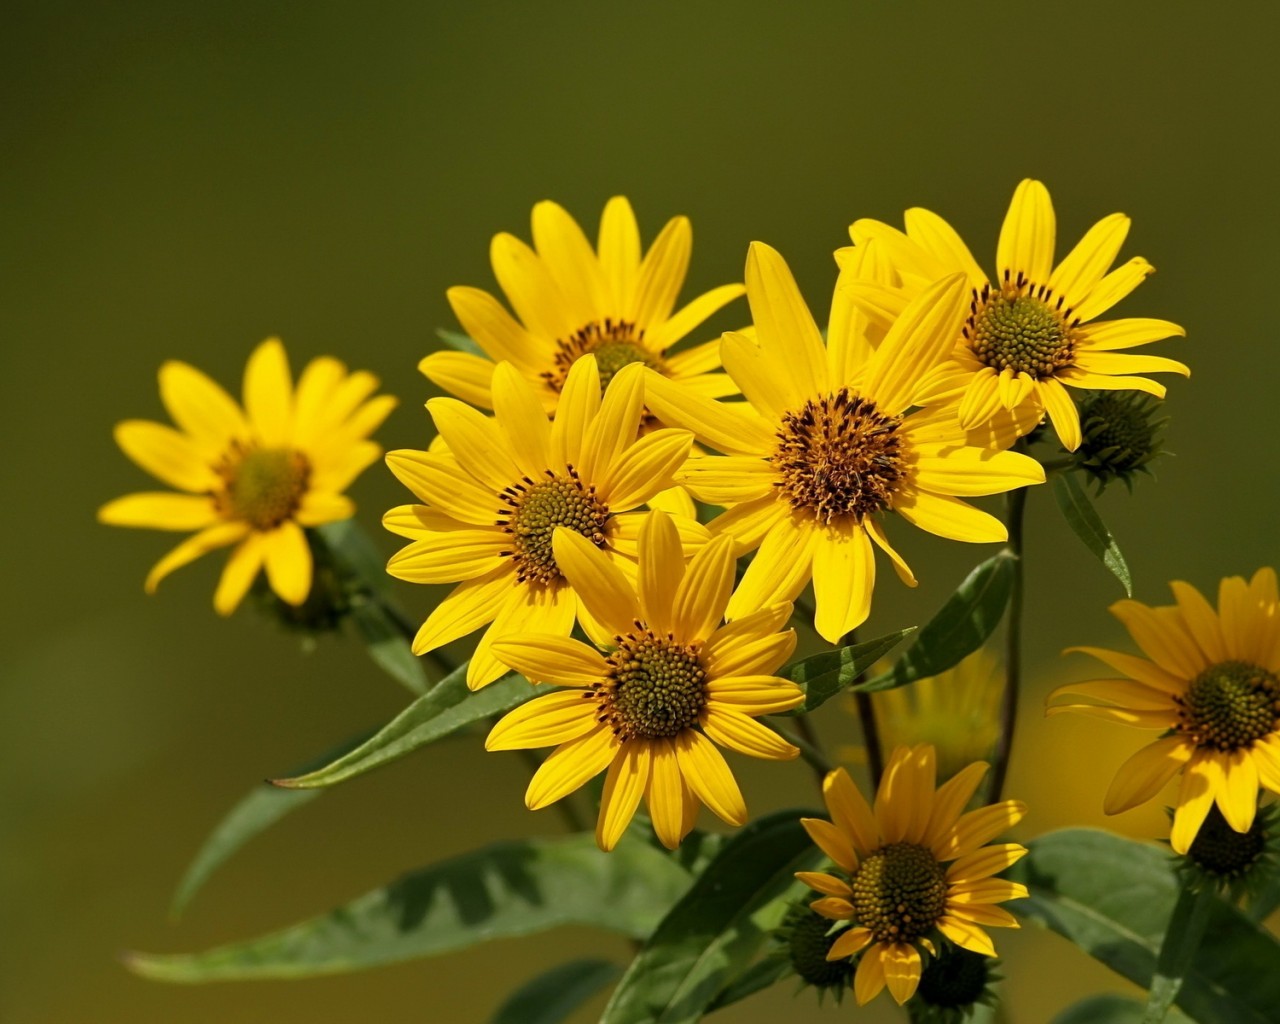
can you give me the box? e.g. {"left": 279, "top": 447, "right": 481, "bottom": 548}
{"left": 99, "top": 338, "right": 395, "bottom": 615}
{"left": 839, "top": 179, "right": 1188, "bottom": 450}
{"left": 384, "top": 355, "right": 698, "bottom": 690}
{"left": 798, "top": 747, "right": 1027, "bottom": 1007}
{"left": 644, "top": 242, "right": 1045, "bottom": 643}
{"left": 1048, "top": 568, "right": 1280, "bottom": 854}
{"left": 486, "top": 512, "right": 803, "bottom": 851}
{"left": 842, "top": 648, "right": 1003, "bottom": 781}
{"left": 421, "top": 197, "right": 743, "bottom": 414}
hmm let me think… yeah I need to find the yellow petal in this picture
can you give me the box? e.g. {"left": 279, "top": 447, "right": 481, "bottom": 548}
{"left": 410, "top": 565, "right": 512, "bottom": 655}
{"left": 811, "top": 525, "right": 874, "bottom": 644}
{"left": 596, "top": 741, "right": 652, "bottom": 851}
{"left": 724, "top": 519, "right": 817, "bottom": 622}
{"left": 701, "top": 603, "right": 794, "bottom": 665}
{"left": 580, "top": 360, "right": 646, "bottom": 486}
{"left": 1074, "top": 257, "right": 1155, "bottom": 322}
{"left": 384, "top": 449, "right": 502, "bottom": 526}
{"left": 883, "top": 943, "right": 922, "bottom": 1006}
{"left": 1104, "top": 737, "right": 1195, "bottom": 815}
{"left": 671, "top": 534, "right": 735, "bottom": 643}
{"left": 637, "top": 511, "right": 683, "bottom": 635}
{"left": 810, "top": 896, "right": 856, "bottom": 920}
{"left": 1073, "top": 352, "right": 1190, "bottom": 379}
{"left": 213, "top": 534, "right": 268, "bottom": 616}
{"left": 418, "top": 350, "right": 496, "bottom": 409}
{"left": 912, "top": 447, "right": 1045, "bottom": 497}
{"left": 547, "top": 348, "right": 602, "bottom": 470}
{"left": 426, "top": 397, "right": 522, "bottom": 492}
{"left": 445, "top": 285, "right": 546, "bottom": 372}
{"left": 1218, "top": 748, "right": 1259, "bottom": 834}
{"left": 822, "top": 767, "right": 881, "bottom": 854}
{"left": 1075, "top": 317, "right": 1186, "bottom": 352}
{"left": 98, "top": 492, "right": 218, "bottom": 531}
{"left": 1110, "top": 600, "right": 1207, "bottom": 679}
{"left": 144, "top": 521, "right": 248, "bottom": 593}
{"left": 937, "top": 916, "right": 996, "bottom": 957}
{"left": 864, "top": 273, "right": 969, "bottom": 414}
{"left": 646, "top": 284, "right": 746, "bottom": 351}
{"left": 525, "top": 725, "right": 619, "bottom": 809}
{"left": 801, "top": 817, "right": 857, "bottom": 874}
{"left": 1047, "top": 678, "right": 1178, "bottom": 710}
{"left": 924, "top": 762, "right": 990, "bottom": 849}
{"left": 893, "top": 490, "right": 1008, "bottom": 544}
{"left": 600, "top": 428, "right": 693, "bottom": 510}
{"left": 1038, "top": 377, "right": 1082, "bottom": 451}
{"left": 704, "top": 496, "right": 786, "bottom": 553}
{"left": 700, "top": 707, "right": 798, "bottom": 761}
{"left": 1170, "top": 752, "right": 1224, "bottom": 854}
{"left": 645, "top": 739, "right": 687, "bottom": 849}
{"left": 948, "top": 904, "right": 1019, "bottom": 929}
{"left": 1058, "top": 368, "right": 1167, "bottom": 399}
{"left": 490, "top": 231, "right": 572, "bottom": 341}
{"left": 1063, "top": 645, "right": 1186, "bottom": 695}
{"left": 294, "top": 491, "right": 355, "bottom": 527}
{"left": 309, "top": 440, "right": 381, "bottom": 494}
{"left": 865, "top": 517, "right": 917, "bottom": 587}
{"left": 705, "top": 675, "right": 804, "bottom": 715}
{"left": 827, "top": 926, "right": 874, "bottom": 961}
{"left": 552, "top": 528, "right": 640, "bottom": 637}
{"left": 598, "top": 196, "right": 640, "bottom": 311}
{"left": 1044, "top": 704, "right": 1174, "bottom": 728}
{"left": 946, "top": 842, "right": 1028, "bottom": 884}
{"left": 703, "top": 627, "right": 797, "bottom": 679}
{"left": 1048, "top": 212, "right": 1130, "bottom": 310}
{"left": 387, "top": 530, "right": 508, "bottom": 583}
{"left": 795, "top": 871, "right": 852, "bottom": 898}
{"left": 934, "top": 800, "right": 1027, "bottom": 861}
{"left": 263, "top": 521, "right": 312, "bottom": 606}
{"left": 468, "top": 580, "right": 575, "bottom": 690}
{"left": 642, "top": 372, "right": 777, "bottom": 456}
{"left": 996, "top": 179, "right": 1055, "bottom": 285}
{"left": 743, "top": 242, "right": 828, "bottom": 397}
{"left": 719, "top": 329, "right": 801, "bottom": 420}
{"left": 243, "top": 338, "right": 292, "bottom": 446}
{"left": 289, "top": 356, "right": 346, "bottom": 444}
{"left": 853, "top": 943, "right": 887, "bottom": 1005}
{"left": 486, "top": 690, "right": 600, "bottom": 751}
{"left": 904, "top": 206, "right": 986, "bottom": 287}
{"left": 531, "top": 200, "right": 608, "bottom": 329}
{"left": 957, "top": 368, "right": 1004, "bottom": 430}
{"left": 633, "top": 215, "right": 692, "bottom": 329}
{"left": 112, "top": 420, "right": 218, "bottom": 492}
{"left": 490, "top": 634, "right": 607, "bottom": 688}
{"left": 674, "top": 730, "right": 746, "bottom": 826}
{"left": 158, "top": 359, "right": 248, "bottom": 451}
{"left": 491, "top": 361, "right": 553, "bottom": 478}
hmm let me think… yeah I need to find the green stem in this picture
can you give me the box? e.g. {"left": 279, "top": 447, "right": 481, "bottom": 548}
{"left": 793, "top": 714, "right": 829, "bottom": 789}
{"left": 376, "top": 591, "right": 455, "bottom": 680}
{"left": 989, "top": 483, "right": 1027, "bottom": 802}
{"left": 771, "top": 724, "right": 833, "bottom": 779}
{"left": 840, "top": 626, "right": 885, "bottom": 789}
{"left": 1142, "top": 884, "right": 1216, "bottom": 1023}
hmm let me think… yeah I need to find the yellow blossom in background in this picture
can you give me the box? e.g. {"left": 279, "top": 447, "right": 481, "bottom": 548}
{"left": 644, "top": 242, "right": 1045, "bottom": 643}
{"left": 384, "top": 355, "right": 699, "bottom": 690}
{"left": 1049, "top": 568, "right": 1280, "bottom": 853}
{"left": 99, "top": 338, "right": 395, "bottom": 615}
{"left": 420, "top": 197, "right": 743, "bottom": 412}
{"left": 841, "top": 648, "right": 1003, "bottom": 781}
{"left": 487, "top": 512, "right": 803, "bottom": 851}
{"left": 798, "top": 747, "right": 1027, "bottom": 1006}
{"left": 839, "top": 179, "right": 1188, "bottom": 450}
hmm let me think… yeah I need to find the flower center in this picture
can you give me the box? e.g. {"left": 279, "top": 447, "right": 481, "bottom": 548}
{"left": 591, "top": 629, "right": 707, "bottom": 740}
{"left": 771, "top": 388, "right": 907, "bottom": 525}
{"left": 850, "top": 842, "right": 948, "bottom": 944}
{"left": 1175, "top": 660, "right": 1280, "bottom": 752}
{"left": 543, "top": 319, "right": 665, "bottom": 392}
{"left": 497, "top": 468, "right": 610, "bottom": 585}
{"left": 218, "top": 446, "right": 310, "bottom": 531}
{"left": 965, "top": 278, "right": 1077, "bottom": 378}
{"left": 1188, "top": 804, "right": 1267, "bottom": 878}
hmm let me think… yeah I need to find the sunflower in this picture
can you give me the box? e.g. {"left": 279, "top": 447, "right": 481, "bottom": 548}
{"left": 838, "top": 179, "right": 1189, "bottom": 450}
{"left": 642, "top": 242, "right": 1045, "bottom": 644}
{"left": 798, "top": 746, "right": 1028, "bottom": 1006}
{"left": 99, "top": 338, "right": 395, "bottom": 615}
{"left": 1048, "top": 568, "right": 1280, "bottom": 854}
{"left": 384, "top": 355, "right": 698, "bottom": 690}
{"left": 486, "top": 511, "right": 803, "bottom": 851}
{"left": 420, "top": 197, "right": 743, "bottom": 414}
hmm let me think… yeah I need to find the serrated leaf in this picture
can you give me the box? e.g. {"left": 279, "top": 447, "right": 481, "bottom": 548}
{"left": 273, "top": 665, "right": 543, "bottom": 789}
{"left": 860, "top": 553, "right": 1015, "bottom": 692}
{"left": 490, "top": 958, "right": 621, "bottom": 1024}
{"left": 600, "top": 810, "right": 819, "bottom": 1024}
{"left": 1011, "top": 829, "right": 1280, "bottom": 1024}
{"left": 436, "top": 328, "right": 485, "bottom": 358}
{"left": 780, "top": 627, "right": 916, "bottom": 712}
{"left": 1052, "top": 472, "right": 1133, "bottom": 596}
{"left": 170, "top": 728, "right": 376, "bottom": 918}
{"left": 127, "top": 834, "right": 694, "bottom": 983}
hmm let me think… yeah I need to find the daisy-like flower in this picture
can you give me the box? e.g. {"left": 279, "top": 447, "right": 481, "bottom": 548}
{"left": 1048, "top": 568, "right": 1280, "bottom": 853}
{"left": 643, "top": 242, "right": 1045, "bottom": 643}
{"left": 798, "top": 747, "right": 1028, "bottom": 1007}
{"left": 420, "top": 197, "right": 743, "bottom": 413}
{"left": 838, "top": 179, "right": 1189, "bottom": 450}
{"left": 486, "top": 511, "right": 803, "bottom": 851}
{"left": 99, "top": 338, "right": 395, "bottom": 615}
{"left": 384, "top": 355, "right": 697, "bottom": 690}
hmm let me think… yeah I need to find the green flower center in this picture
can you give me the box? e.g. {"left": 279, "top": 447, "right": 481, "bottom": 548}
{"left": 222, "top": 447, "right": 310, "bottom": 530}
{"left": 966, "top": 281, "right": 1076, "bottom": 378}
{"left": 787, "top": 907, "right": 856, "bottom": 989}
{"left": 1078, "top": 391, "right": 1163, "bottom": 477}
{"left": 771, "top": 388, "right": 907, "bottom": 525}
{"left": 850, "top": 842, "right": 948, "bottom": 944}
{"left": 1176, "top": 660, "right": 1280, "bottom": 752}
{"left": 498, "top": 469, "right": 610, "bottom": 585}
{"left": 594, "top": 630, "right": 707, "bottom": 740}
{"left": 1188, "top": 804, "right": 1267, "bottom": 878}
{"left": 916, "top": 946, "right": 992, "bottom": 1011}
{"left": 545, "top": 319, "right": 665, "bottom": 392}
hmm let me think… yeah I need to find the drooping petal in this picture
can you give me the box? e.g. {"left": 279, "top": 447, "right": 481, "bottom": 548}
{"left": 144, "top": 521, "right": 249, "bottom": 594}
{"left": 262, "top": 521, "right": 312, "bottom": 606}
{"left": 674, "top": 730, "right": 747, "bottom": 826}
{"left": 645, "top": 739, "right": 687, "bottom": 850}
{"left": 1103, "top": 737, "right": 1195, "bottom": 814}
{"left": 724, "top": 519, "right": 818, "bottom": 622}
{"left": 853, "top": 943, "right": 888, "bottom": 1005}
{"left": 596, "top": 741, "right": 652, "bottom": 851}
{"left": 1170, "top": 752, "right": 1224, "bottom": 855}
{"left": 1217, "top": 748, "right": 1260, "bottom": 834}
{"left": 894, "top": 490, "right": 1008, "bottom": 544}
{"left": 525, "top": 725, "right": 620, "bottom": 809}
{"left": 811, "top": 525, "right": 874, "bottom": 644}
{"left": 1037, "top": 377, "right": 1083, "bottom": 452}
{"left": 213, "top": 534, "right": 268, "bottom": 616}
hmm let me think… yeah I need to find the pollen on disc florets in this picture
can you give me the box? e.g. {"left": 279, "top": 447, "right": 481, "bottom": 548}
{"left": 497, "top": 468, "right": 610, "bottom": 585}
{"left": 850, "top": 842, "right": 948, "bottom": 944}
{"left": 1174, "top": 660, "right": 1280, "bottom": 752}
{"left": 543, "top": 319, "right": 665, "bottom": 392}
{"left": 217, "top": 444, "right": 311, "bottom": 531}
{"left": 965, "top": 276, "right": 1078, "bottom": 378}
{"left": 771, "top": 388, "right": 907, "bottom": 525}
{"left": 1188, "top": 804, "right": 1267, "bottom": 879}
{"left": 591, "top": 628, "right": 707, "bottom": 740}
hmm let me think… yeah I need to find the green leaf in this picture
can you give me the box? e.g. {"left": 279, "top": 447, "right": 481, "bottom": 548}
{"left": 1144, "top": 885, "right": 1216, "bottom": 1023}
{"left": 314, "top": 519, "right": 392, "bottom": 597}
{"left": 1246, "top": 867, "right": 1280, "bottom": 923}
{"left": 780, "top": 627, "right": 916, "bottom": 712}
{"left": 705, "top": 955, "right": 791, "bottom": 1014}
{"left": 601, "top": 810, "right": 819, "bottom": 1024}
{"left": 860, "top": 552, "right": 1015, "bottom": 692}
{"left": 127, "top": 834, "right": 694, "bottom": 982}
{"left": 346, "top": 597, "right": 428, "bottom": 695}
{"left": 1011, "top": 828, "right": 1280, "bottom": 1024}
{"left": 1052, "top": 471, "right": 1133, "bottom": 596}
{"left": 170, "top": 729, "right": 375, "bottom": 919}
{"left": 436, "top": 328, "right": 485, "bottom": 358}
{"left": 273, "top": 665, "right": 542, "bottom": 790}
{"left": 490, "top": 959, "right": 621, "bottom": 1024}
{"left": 1053, "top": 995, "right": 1192, "bottom": 1024}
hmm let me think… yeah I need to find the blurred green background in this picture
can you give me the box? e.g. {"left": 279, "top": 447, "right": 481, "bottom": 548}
{"left": 3, "top": 1, "right": 1277, "bottom": 1020}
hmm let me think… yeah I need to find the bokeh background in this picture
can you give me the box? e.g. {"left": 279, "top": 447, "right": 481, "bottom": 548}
{"left": 4, "top": 2, "right": 1278, "bottom": 1021}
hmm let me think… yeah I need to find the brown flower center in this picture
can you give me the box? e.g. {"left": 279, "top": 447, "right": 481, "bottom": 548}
{"left": 590, "top": 629, "right": 707, "bottom": 740}
{"left": 850, "top": 842, "right": 948, "bottom": 943}
{"left": 1175, "top": 660, "right": 1280, "bottom": 752}
{"left": 771, "top": 388, "right": 907, "bottom": 524}
{"left": 217, "top": 445, "right": 310, "bottom": 530}
{"left": 496, "top": 468, "right": 610, "bottom": 585}
{"left": 965, "top": 276, "right": 1078, "bottom": 378}
{"left": 543, "top": 319, "right": 666, "bottom": 392}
